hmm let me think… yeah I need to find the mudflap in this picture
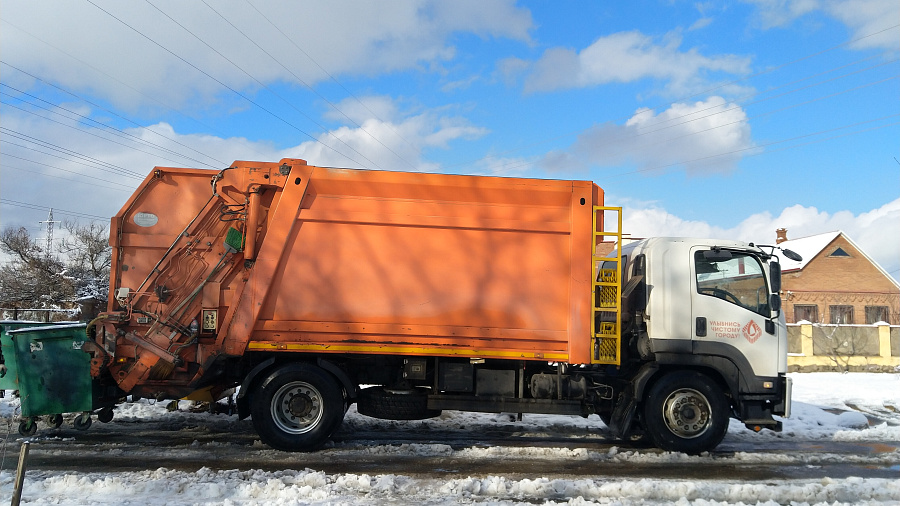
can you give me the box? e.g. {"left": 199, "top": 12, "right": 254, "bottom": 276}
{"left": 607, "top": 389, "right": 637, "bottom": 438}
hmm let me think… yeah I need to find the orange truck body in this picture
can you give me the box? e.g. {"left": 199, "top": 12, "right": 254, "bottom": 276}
{"left": 97, "top": 158, "right": 604, "bottom": 398}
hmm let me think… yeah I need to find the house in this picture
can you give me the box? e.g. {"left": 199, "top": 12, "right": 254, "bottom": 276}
{"left": 774, "top": 229, "right": 899, "bottom": 325}
{"left": 772, "top": 229, "right": 899, "bottom": 371}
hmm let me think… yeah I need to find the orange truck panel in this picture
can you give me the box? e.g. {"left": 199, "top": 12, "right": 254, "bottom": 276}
{"left": 103, "top": 159, "right": 602, "bottom": 394}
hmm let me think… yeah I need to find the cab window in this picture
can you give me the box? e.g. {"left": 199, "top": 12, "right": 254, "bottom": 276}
{"left": 695, "top": 250, "right": 770, "bottom": 316}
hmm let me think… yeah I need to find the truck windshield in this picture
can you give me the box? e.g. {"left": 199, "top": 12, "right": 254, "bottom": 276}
{"left": 695, "top": 251, "right": 770, "bottom": 316}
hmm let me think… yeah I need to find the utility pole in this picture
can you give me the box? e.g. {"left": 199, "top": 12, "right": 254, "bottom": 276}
{"left": 38, "top": 208, "right": 59, "bottom": 258}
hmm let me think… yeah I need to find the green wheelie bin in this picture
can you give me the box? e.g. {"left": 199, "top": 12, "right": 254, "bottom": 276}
{"left": 6, "top": 323, "right": 93, "bottom": 435}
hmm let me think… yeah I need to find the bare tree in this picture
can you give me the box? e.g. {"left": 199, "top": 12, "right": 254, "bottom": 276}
{"left": 58, "top": 220, "right": 111, "bottom": 302}
{"left": 0, "top": 226, "right": 72, "bottom": 311}
{"left": 0, "top": 222, "right": 110, "bottom": 319}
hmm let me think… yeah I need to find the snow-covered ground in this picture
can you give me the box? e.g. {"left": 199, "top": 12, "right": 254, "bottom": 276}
{"left": 1, "top": 372, "right": 898, "bottom": 505}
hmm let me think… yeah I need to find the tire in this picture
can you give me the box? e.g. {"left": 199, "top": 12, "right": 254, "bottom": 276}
{"left": 74, "top": 413, "right": 92, "bottom": 431}
{"left": 18, "top": 419, "right": 37, "bottom": 437}
{"left": 642, "top": 371, "right": 730, "bottom": 454}
{"left": 97, "top": 407, "right": 114, "bottom": 423}
{"left": 357, "top": 386, "right": 441, "bottom": 420}
{"left": 250, "top": 363, "right": 345, "bottom": 452}
{"left": 47, "top": 413, "right": 63, "bottom": 428}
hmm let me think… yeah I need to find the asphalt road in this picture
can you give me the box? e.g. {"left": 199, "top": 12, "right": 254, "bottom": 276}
{"left": 1, "top": 415, "right": 897, "bottom": 481}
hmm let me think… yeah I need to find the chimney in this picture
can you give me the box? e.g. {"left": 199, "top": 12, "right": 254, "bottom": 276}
{"left": 776, "top": 228, "right": 788, "bottom": 244}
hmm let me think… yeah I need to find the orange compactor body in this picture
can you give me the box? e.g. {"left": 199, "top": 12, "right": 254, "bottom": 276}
{"left": 90, "top": 158, "right": 605, "bottom": 400}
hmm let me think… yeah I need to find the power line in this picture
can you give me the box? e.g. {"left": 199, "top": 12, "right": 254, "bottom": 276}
{"left": 1, "top": 101, "right": 209, "bottom": 172}
{"left": 0, "top": 18, "right": 274, "bottom": 164}
{"left": 1, "top": 86, "right": 218, "bottom": 169}
{"left": 0, "top": 61, "right": 229, "bottom": 167}
{"left": 85, "top": 0, "right": 371, "bottom": 169}
{"left": 243, "top": 0, "right": 423, "bottom": 160}
{"left": 0, "top": 199, "right": 109, "bottom": 221}
{"left": 1, "top": 126, "right": 145, "bottom": 179}
{"left": 1, "top": 163, "right": 133, "bottom": 192}
{"left": 212, "top": 0, "right": 420, "bottom": 171}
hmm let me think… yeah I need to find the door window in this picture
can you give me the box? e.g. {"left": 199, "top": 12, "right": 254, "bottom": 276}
{"left": 695, "top": 250, "right": 770, "bottom": 316}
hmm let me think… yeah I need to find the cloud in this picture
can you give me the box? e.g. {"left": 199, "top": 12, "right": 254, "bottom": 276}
{"left": 620, "top": 197, "right": 900, "bottom": 282}
{"left": 745, "top": 0, "right": 899, "bottom": 51}
{"left": 0, "top": 97, "right": 487, "bottom": 229}
{"left": 286, "top": 100, "right": 488, "bottom": 171}
{"left": 0, "top": 1, "right": 533, "bottom": 112}
{"left": 517, "top": 31, "right": 751, "bottom": 95}
{"left": 745, "top": 0, "right": 822, "bottom": 28}
{"left": 552, "top": 97, "right": 754, "bottom": 176}
{"left": 825, "top": 0, "right": 900, "bottom": 51}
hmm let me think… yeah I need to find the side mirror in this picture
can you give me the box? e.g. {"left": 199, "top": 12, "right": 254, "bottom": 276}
{"left": 770, "top": 261, "right": 782, "bottom": 293}
{"left": 782, "top": 248, "right": 802, "bottom": 262}
{"left": 770, "top": 293, "right": 781, "bottom": 315}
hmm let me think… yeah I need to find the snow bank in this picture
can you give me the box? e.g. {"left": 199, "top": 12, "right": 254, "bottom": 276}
{"left": 2, "top": 467, "right": 899, "bottom": 506}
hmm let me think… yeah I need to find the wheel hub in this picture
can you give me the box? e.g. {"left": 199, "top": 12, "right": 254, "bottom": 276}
{"left": 288, "top": 393, "right": 313, "bottom": 417}
{"left": 662, "top": 388, "right": 711, "bottom": 439}
{"left": 271, "top": 381, "right": 324, "bottom": 434}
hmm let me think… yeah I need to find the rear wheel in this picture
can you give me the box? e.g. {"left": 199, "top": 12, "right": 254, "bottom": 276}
{"left": 250, "top": 363, "right": 345, "bottom": 452}
{"left": 643, "top": 371, "right": 729, "bottom": 454}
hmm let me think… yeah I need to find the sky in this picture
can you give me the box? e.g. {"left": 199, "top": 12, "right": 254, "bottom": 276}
{"left": 1, "top": 1, "right": 898, "bottom": 280}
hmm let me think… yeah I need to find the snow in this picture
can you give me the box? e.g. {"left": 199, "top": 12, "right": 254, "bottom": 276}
{"left": 1, "top": 373, "right": 899, "bottom": 505}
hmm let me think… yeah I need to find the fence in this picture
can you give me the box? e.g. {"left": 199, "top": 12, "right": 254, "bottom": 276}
{"left": 787, "top": 322, "right": 899, "bottom": 372}
{"left": 0, "top": 308, "right": 80, "bottom": 323}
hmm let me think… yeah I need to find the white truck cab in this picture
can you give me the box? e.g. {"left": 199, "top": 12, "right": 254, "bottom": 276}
{"left": 614, "top": 238, "right": 794, "bottom": 452}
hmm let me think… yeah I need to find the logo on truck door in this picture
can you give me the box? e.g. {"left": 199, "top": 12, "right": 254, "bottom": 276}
{"left": 709, "top": 319, "right": 761, "bottom": 344}
{"left": 742, "top": 320, "right": 762, "bottom": 344}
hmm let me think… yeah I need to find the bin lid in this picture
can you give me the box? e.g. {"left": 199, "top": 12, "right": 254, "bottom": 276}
{"left": 8, "top": 322, "right": 87, "bottom": 334}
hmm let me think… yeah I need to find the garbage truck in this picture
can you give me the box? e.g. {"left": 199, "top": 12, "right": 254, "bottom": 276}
{"left": 82, "top": 157, "right": 797, "bottom": 454}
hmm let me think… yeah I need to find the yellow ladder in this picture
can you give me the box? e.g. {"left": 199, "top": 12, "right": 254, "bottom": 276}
{"left": 591, "top": 206, "right": 622, "bottom": 365}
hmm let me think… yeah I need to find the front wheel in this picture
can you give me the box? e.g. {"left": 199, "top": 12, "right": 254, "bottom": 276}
{"left": 642, "top": 371, "right": 730, "bottom": 454}
{"left": 250, "top": 363, "right": 345, "bottom": 452}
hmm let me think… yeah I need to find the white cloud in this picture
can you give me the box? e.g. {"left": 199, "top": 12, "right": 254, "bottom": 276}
{"left": 745, "top": 0, "right": 822, "bottom": 28}
{"left": 558, "top": 97, "right": 754, "bottom": 176}
{"left": 519, "top": 31, "right": 750, "bottom": 95}
{"left": 825, "top": 0, "right": 900, "bottom": 51}
{"left": 285, "top": 102, "right": 488, "bottom": 171}
{"left": 0, "top": 1, "right": 533, "bottom": 112}
{"left": 745, "top": 0, "right": 899, "bottom": 51}
{"left": 621, "top": 197, "right": 900, "bottom": 282}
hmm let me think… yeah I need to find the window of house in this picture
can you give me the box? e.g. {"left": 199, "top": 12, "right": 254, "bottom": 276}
{"left": 865, "top": 306, "right": 889, "bottom": 324}
{"left": 829, "top": 305, "right": 853, "bottom": 324}
{"left": 793, "top": 304, "right": 818, "bottom": 323}
{"left": 828, "top": 247, "right": 851, "bottom": 257}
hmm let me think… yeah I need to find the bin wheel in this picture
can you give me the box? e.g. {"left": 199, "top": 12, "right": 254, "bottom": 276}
{"left": 18, "top": 418, "right": 37, "bottom": 437}
{"left": 47, "top": 414, "right": 63, "bottom": 429}
{"left": 74, "top": 413, "right": 92, "bottom": 431}
{"left": 97, "top": 407, "right": 114, "bottom": 423}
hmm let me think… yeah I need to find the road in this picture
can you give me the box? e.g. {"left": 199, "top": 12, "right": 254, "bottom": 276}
{"left": 2, "top": 411, "right": 897, "bottom": 482}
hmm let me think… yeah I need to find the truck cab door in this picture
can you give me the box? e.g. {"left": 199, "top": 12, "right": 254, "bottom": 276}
{"left": 690, "top": 247, "right": 778, "bottom": 378}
